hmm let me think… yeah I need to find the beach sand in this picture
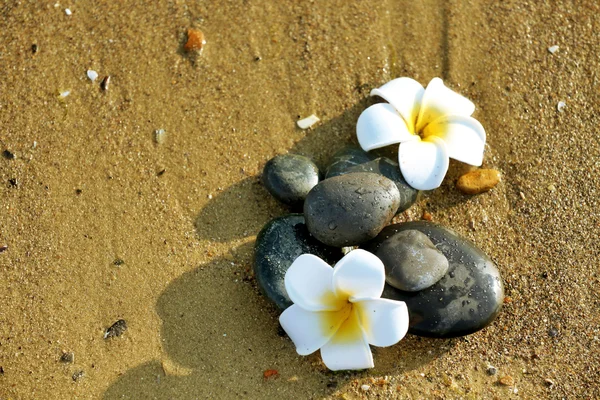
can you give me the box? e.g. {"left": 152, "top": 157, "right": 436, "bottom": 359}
{"left": 1, "top": 0, "right": 599, "bottom": 398}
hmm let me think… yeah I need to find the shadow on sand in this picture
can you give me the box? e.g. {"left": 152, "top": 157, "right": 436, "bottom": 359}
{"left": 103, "top": 99, "right": 473, "bottom": 399}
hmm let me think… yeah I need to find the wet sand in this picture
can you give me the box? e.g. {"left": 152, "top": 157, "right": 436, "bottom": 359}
{"left": 1, "top": 0, "right": 599, "bottom": 398}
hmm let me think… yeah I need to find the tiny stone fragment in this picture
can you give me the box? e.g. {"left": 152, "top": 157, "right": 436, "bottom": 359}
{"left": 544, "top": 378, "right": 555, "bottom": 388}
{"left": 297, "top": 114, "right": 320, "bottom": 129}
{"left": 59, "top": 90, "right": 70, "bottom": 98}
{"left": 263, "top": 369, "right": 279, "bottom": 379}
{"left": 361, "top": 384, "right": 370, "bottom": 392}
{"left": 456, "top": 169, "right": 501, "bottom": 195}
{"left": 60, "top": 352, "right": 74, "bottom": 363}
{"left": 548, "top": 45, "right": 559, "bottom": 54}
{"left": 104, "top": 319, "right": 127, "bottom": 339}
{"left": 72, "top": 370, "right": 84, "bottom": 381}
{"left": 184, "top": 28, "right": 206, "bottom": 52}
{"left": 87, "top": 70, "right": 98, "bottom": 82}
{"left": 65, "top": 8, "right": 72, "bottom": 16}
{"left": 0, "top": 245, "right": 8, "bottom": 253}
{"left": 154, "top": 129, "right": 166, "bottom": 144}
{"left": 557, "top": 101, "right": 566, "bottom": 112}
{"left": 487, "top": 365, "right": 497, "bottom": 375}
{"left": 3, "top": 150, "right": 15, "bottom": 160}
{"left": 100, "top": 75, "right": 111, "bottom": 91}
{"left": 499, "top": 375, "right": 514, "bottom": 386}
{"left": 113, "top": 258, "right": 125, "bottom": 266}
{"left": 31, "top": 44, "right": 38, "bottom": 54}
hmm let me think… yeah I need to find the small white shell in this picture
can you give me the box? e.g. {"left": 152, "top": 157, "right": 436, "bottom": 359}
{"left": 65, "top": 8, "right": 72, "bottom": 15}
{"left": 557, "top": 101, "right": 566, "bottom": 112}
{"left": 297, "top": 114, "right": 320, "bottom": 129}
{"left": 548, "top": 45, "right": 559, "bottom": 54}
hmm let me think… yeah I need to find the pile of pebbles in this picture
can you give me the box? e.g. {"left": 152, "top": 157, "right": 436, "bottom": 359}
{"left": 254, "top": 146, "right": 504, "bottom": 338}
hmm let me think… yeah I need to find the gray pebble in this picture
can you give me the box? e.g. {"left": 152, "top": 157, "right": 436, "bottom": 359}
{"left": 60, "top": 352, "right": 74, "bottom": 363}
{"left": 364, "top": 221, "right": 504, "bottom": 338}
{"left": 325, "top": 145, "right": 375, "bottom": 178}
{"left": 374, "top": 229, "right": 449, "bottom": 291}
{"left": 104, "top": 319, "right": 127, "bottom": 339}
{"left": 347, "top": 158, "right": 418, "bottom": 213}
{"left": 304, "top": 172, "right": 400, "bottom": 247}
{"left": 262, "top": 154, "right": 320, "bottom": 207}
{"left": 254, "top": 214, "right": 343, "bottom": 309}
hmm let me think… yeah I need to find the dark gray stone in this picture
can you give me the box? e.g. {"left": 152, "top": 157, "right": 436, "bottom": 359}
{"left": 363, "top": 221, "right": 504, "bottom": 338}
{"left": 347, "top": 158, "right": 418, "bottom": 212}
{"left": 304, "top": 172, "right": 400, "bottom": 247}
{"left": 104, "top": 319, "right": 128, "bottom": 339}
{"left": 325, "top": 146, "right": 375, "bottom": 179}
{"left": 254, "top": 214, "right": 343, "bottom": 310}
{"left": 374, "top": 229, "right": 449, "bottom": 292}
{"left": 262, "top": 154, "right": 320, "bottom": 207}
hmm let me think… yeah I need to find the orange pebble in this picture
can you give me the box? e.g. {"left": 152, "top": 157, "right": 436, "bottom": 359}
{"left": 263, "top": 369, "right": 279, "bottom": 379}
{"left": 184, "top": 28, "right": 206, "bottom": 52}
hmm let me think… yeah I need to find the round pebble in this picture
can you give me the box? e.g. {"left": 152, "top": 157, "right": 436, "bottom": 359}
{"left": 372, "top": 229, "right": 449, "bottom": 292}
{"left": 262, "top": 154, "right": 320, "bottom": 208}
{"left": 254, "top": 214, "right": 343, "bottom": 309}
{"left": 364, "top": 221, "right": 504, "bottom": 338}
{"left": 325, "top": 145, "right": 375, "bottom": 178}
{"left": 347, "top": 157, "right": 418, "bottom": 213}
{"left": 456, "top": 169, "right": 501, "bottom": 195}
{"left": 304, "top": 172, "right": 400, "bottom": 247}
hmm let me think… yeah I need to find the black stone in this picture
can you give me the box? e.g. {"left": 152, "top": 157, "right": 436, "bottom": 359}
{"left": 254, "top": 214, "right": 343, "bottom": 310}
{"left": 262, "top": 154, "right": 320, "bottom": 207}
{"left": 363, "top": 221, "right": 504, "bottom": 338}
{"left": 374, "top": 229, "right": 449, "bottom": 292}
{"left": 347, "top": 158, "right": 418, "bottom": 212}
{"left": 325, "top": 145, "right": 375, "bottom": 178}
{"left": 2, "top": 150, "right": 15, "bottom": 160}
{"left": 104, "top": 319, "right": 128, "bottom": 339}
{"left": 304, "top": 172, "right": 400, "bottom": 247}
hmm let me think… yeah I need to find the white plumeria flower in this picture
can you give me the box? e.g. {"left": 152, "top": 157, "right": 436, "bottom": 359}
{"left": 356, "top": 77, "right": 486, "bottom": 190}
{"left": 279, "top": 249, "right": 409, "bottom": 371}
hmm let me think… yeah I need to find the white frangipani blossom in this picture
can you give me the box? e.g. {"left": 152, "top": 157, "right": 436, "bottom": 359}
{"left": 357, "top": 77, "right": 486, "bottom": 190}
{"left": 279, "top": 249, "right": 409, "bottom": 371}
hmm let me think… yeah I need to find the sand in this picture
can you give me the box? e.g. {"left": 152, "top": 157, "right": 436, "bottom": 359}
{"left": 1, "top": 0, "right": 599, "bottom": 399}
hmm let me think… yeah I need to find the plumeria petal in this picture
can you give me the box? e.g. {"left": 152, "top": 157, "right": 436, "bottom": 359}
{"left": 284, "top": 254, "right": 344, "bottom": 312}
{"left": 320, "top": 310, "right": 374, "bottom": 370}
{"left": 357, "top": 103, "right": 417, "bottom": 151}
{"left": 279, "top": 304, "right": 348, "bottom": 356}
{"left": 370, "top": 77, "right": 424, "bottom": 132}
{"left": 332, "top": 249, "right": 385, "bottom": 301}
{"left": 423, "top": 115, "right": 486, "bottom": 166}
{"left": 398, "top": 136, "right": 449, "bottom": 190}
{"left": 416, "top": 78, "right": 475, "bottom": 133}
{"left": 356, "top": 298, "right": 409, "bottom": 347}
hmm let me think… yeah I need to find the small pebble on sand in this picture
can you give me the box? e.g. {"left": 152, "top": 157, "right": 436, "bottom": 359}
{"left": 557, "top": 101, "right": 566, "bottom": 112}
{"left": 184, "top": 29, "right": 206, "bottom": 52}
{"left": 104, "top": 319, "right": 127, "bottom": 339}
{"left": 154, "top": 129, "right": 166, "bottom": 144}
{"left": 361, "top": 384, "right": 370, "bottom": 392}
{"left": 72, "top": 370, "right": 84, "bottom": 381}
{"left": 87, "top": 70, "right": 98, "bottom": 82}
{"left": 60, "top": 352, "right": 74, "bottom": 363}
{"left": 456, "top": 169, "right": 501, "bottom": 195}
{"left": 548, "top": 45, "right": 559, "bottom": 54}
{"left": 3, "top": 150, "right": 15, "bottom": 160}
{"left": 59, "top": 90, "right": 70, "bottom": 98}
{"left": 0, "top": 245, "right": 8, "bottom": 253}
{"left": 65, "top": 8, "right": 72, "bottom": 16}
{"left": 487, "top": 365, "right": 497, "bottom": 375}
{"left": 100, "top": 75, "right": 110, "bottom": 91}
{"left": 499, "top": 375, "right": 515, "bottom": 386}
{"left": 297, "top": 114, "right": 320, "bottom": 129}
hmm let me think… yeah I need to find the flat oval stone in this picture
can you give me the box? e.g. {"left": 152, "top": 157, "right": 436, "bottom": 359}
{"left": 304, "top": 172, "right": 400, "bottom": 247}
{"left": 363, "top": 221, "right": 504, "bottom": 338}
{"left": 325, "top": 145, "right": 375, "bottom": 178}
{"left": 456, "top": 169, "right": 501, "bottom": 195}
{"left": 254, "top": 214, "right": 343, "bottom": 310}
{"left": 262, "top": 154, "right": 320, "bottom": 207}
{"left": 373, "top": 229, "right": 449, "bottom": 292}
{"left": 347, "top": 158, "right": 418, "bottom": 212}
